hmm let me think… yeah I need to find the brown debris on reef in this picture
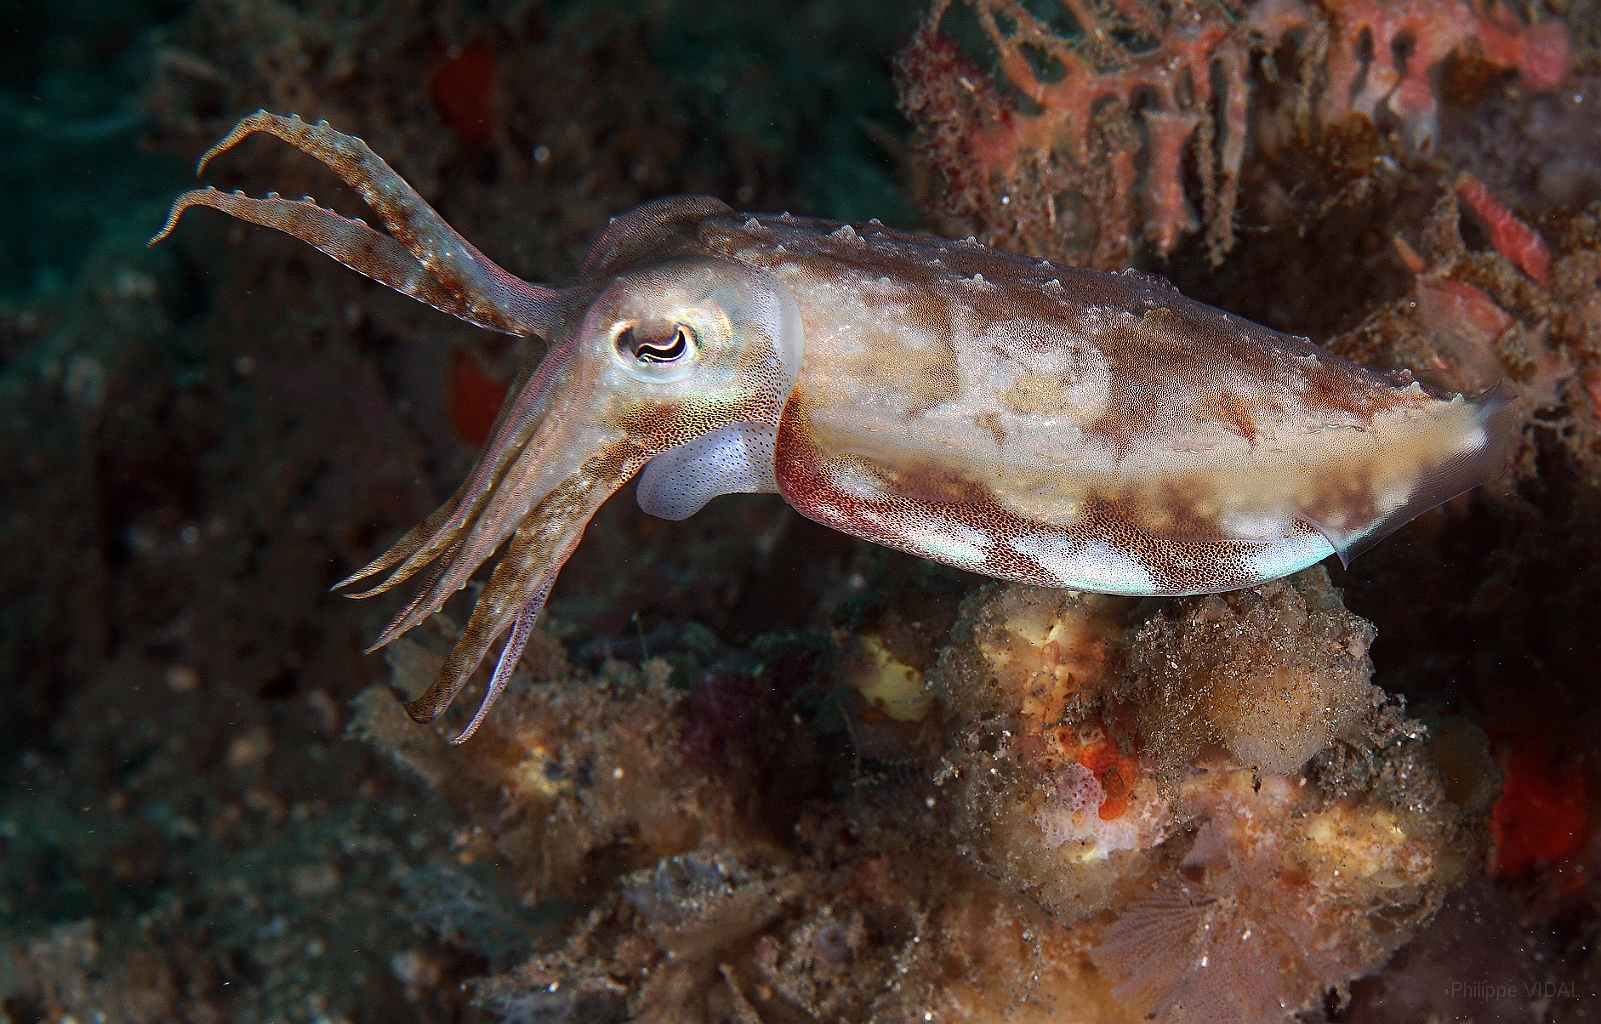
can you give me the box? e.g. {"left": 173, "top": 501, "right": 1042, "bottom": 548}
{"left": 1127, "top": 569, "right": 1376, "bottom": 778}
{"left": 353, "top": 631, "right": 770, "bottom": 910}
{"left": 349, "top": 567, "right": 1489, "bottom": 1022}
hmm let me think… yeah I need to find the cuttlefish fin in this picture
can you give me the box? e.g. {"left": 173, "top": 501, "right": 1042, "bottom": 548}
{"left": 1297, "top": 511, "right": 1364, "bottom": 569}
{"left": 1301, "top": 381, "right": 1517, "bottom": 566}
{"left": 151, "top": 109, "right": 566, "bottom": 338}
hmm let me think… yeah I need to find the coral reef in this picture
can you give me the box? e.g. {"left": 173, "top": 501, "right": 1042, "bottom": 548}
{"left": 354, "top": 632, "right": 769, "bottom": 910}
{"left": 933, "top": 575, "right": 1485, "bottom": 1020}
{"left": 1328, "top": 169, "right": 1601, "bottom": 488}
{"left": 328, "top": 568, "right": 1485, "bottom": 1023}
{"left": 1439, "top": 73, "right": 1601, "bottom": 216}
{"left": 933, "top": 588, "right": 1162, "bottom": 920}
{"left": 896, "top": 0, "right": 1572, "bottom": 268}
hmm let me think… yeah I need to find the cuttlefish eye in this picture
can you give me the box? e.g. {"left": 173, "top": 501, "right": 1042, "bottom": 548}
{"left": 615, "top": 321, "right": 697, "bottom": 365}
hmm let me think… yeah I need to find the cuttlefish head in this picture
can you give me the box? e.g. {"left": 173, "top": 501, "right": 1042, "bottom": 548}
{"left": 345, "top": 258, "right": 803, "bottom": 739}
{"left": 148, "top": 115, "right": 802, "bottom": 741}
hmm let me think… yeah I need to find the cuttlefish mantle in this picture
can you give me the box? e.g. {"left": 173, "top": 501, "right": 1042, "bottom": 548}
{"left": 153, "top": 111, "right": 1514, "bottom": 741}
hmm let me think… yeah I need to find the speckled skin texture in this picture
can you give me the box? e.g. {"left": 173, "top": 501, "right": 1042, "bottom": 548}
{"left": 156, "top": 111, "right": 1509, "bottom": 733}
{"left": 648, "top": 208, "right": 1508, "bottom": 595}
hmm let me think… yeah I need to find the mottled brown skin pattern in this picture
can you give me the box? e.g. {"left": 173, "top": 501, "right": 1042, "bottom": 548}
{"left": 772, "top": 390, "right": 1327, "bottom": 595}
{"left": 604, "top": 211, "right": 1492, "bottom": 594}
{"left": 686, "top": 217, "right": 1390, "bottom": 416}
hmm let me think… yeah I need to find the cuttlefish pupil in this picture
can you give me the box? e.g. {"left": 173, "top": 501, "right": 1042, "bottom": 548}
{"left": 153, "top": 111, "right": 1513, "bottom": 741}
{"left": 620, "top": 322, "right": 695, "bottom": 364}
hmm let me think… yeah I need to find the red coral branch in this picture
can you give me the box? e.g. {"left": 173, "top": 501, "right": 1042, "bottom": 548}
{"left": 1306, "top": 0, "right": 1572, "bottom": 151}
{"left": 1455, "top": 171, "right": 1553, "bottom": 287}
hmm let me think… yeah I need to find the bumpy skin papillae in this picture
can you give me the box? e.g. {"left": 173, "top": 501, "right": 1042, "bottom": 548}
{"left": 155, "top": 111, "right": 1510, "bottom": 740}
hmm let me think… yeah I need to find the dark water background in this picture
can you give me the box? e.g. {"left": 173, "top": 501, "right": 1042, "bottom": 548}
{"left": 3, "top": 1, "right": 1601, "bottom": 1022}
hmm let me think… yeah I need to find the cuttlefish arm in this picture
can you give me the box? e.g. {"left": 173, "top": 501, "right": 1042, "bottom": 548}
{"left": 154, "top": 112, "right": 803, "bottom": 741}
{"left": 151, "top": 110, "right": 566, "bottom": 338}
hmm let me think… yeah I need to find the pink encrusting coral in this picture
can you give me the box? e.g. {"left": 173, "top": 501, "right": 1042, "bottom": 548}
{"left": 897, "top": 0, "right": 1572, "bottom": 268}
{"left": 1091, "top": 762, "right": 1473, "bottom": 1023}
{"left": 898, "top": 0, "right": 1251, "bottom": 267}
{"left": 1454, "top": 171, "right": 1554, "bottom": 287}
{"left": 1339, "top": 167, "right": 1593, "bottom": 425}
{"left": 1251, "top": 0, "right": 1571, "bottom": 152}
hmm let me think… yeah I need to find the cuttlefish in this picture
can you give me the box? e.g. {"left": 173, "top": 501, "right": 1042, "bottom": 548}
{"left": 154, "top": 111, "right": 1513, "bottom": 741}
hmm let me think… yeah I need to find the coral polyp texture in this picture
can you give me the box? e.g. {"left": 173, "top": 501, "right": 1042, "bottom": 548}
{"left": 896, "top": 0, "right": 1571, "bottom": 267}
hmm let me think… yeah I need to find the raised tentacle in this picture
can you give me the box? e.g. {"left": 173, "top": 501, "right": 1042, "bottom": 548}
{"left": 151, "top": 188, "right": 529, "bottom": 335}
{"left": 201, "top": 111, "right": 560, "bottom": 335}
{"left": 155, "top": 109, "right": 566, "bottom": 337}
